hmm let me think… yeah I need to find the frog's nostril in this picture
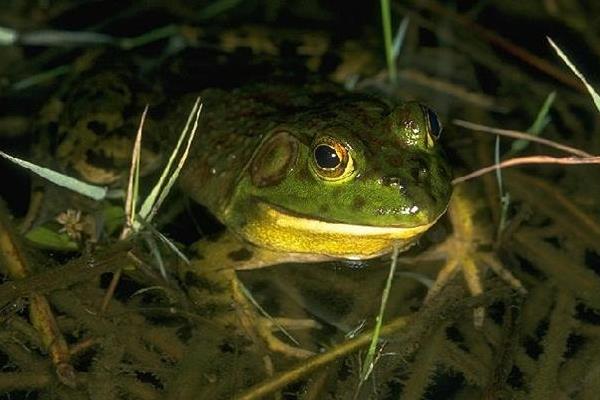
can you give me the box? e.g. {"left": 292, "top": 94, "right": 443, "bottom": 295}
{"left": 378, "top": 176, "right": 405, "bottom": 190}
{"left": 407, "top": 157, "right": 428, "bottom": 182}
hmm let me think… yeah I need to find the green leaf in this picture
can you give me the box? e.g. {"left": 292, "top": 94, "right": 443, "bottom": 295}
{"left": 25, "top": 226, "right": 78, "bottom": 251}
{"left": 548, "top": 37, "right": 600, "bottom": 113}
{"left": 103, "top": 205, "right": 125, "bottom": 236}
{"left": 528, "top": 91, "right": 556, "bottom": 135}
{"left": 509, "top": 91, "right": 556, "bottom": 155}
{"left": 0, "top": 151, "right": 107, "bottom": 200}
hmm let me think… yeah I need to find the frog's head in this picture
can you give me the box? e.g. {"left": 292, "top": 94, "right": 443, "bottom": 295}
{"left": 230, "top": 97, "right": 452, "bottom": 259}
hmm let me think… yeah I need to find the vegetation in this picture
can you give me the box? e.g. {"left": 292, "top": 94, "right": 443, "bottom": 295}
{"left": 0, "top": 1, "right": 599, "bottom": 399}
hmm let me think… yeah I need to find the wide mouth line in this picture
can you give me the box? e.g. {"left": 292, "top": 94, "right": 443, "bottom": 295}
{"left": 256, "top": 201, "right": 440, "bottom": 235}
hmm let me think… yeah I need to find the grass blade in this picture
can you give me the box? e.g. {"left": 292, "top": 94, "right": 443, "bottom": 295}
{"left": 198, "top": 0, "right": 244, "bottom": 20}
{"left": 0, "top": 26, "right": 17, "bottom": 45}
{"left": 359, "top": 245, "right": 400, "bottom": 384}
{"left": 149, "top": 101, "right": 202, "bottom": 221}
{"left": 392, "top": 15, "right": 410, "bottom": 60}
{"left": 495, "top": 134, "right": 510, "bottom": 236}
{"left": 138, "top": 218, "right": 190, "bottom": 265}
{"left": 18, "top": 30, "right": 114, "bottom": 46}
{"left": 452, "top": 155, "right": 600, "bottom": 184}
{"left": 509, "top": 91, "right": 556, "bottom": 155}
{"left": 453, "top": 119, "right": 591, "bottom": 157}
{"left": 12, "top": 65, "right": 71, "bottom": 91}
{"left": 548, "top": 37, "right": 600, "bottom": 113}
{"left": 380, "top": 0, "right": 397, "bottom": 84}
{"left": 528, "top": 91, "right": 556, "bottom": 134}
{"left": 0, "top": 151, "right": 107, "bottom": 200}
{"left": 119, "top": 25, "right": 178, "bottom": 50}
{"left": 123, "top": 105, "right": 147, "bottom": 235}
{"left": 137, "top": 97, "right": 201, "bottom": 226}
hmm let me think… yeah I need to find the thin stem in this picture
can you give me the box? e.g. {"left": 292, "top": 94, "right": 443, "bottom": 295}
{"left": 380, "top": 0, "right": 397, "bottom": 84}
{"left": 453, "top": 156, "right": 600, "bottom": 184}
{"left": 453, "top": 119, "right": 593, "bottom": 158}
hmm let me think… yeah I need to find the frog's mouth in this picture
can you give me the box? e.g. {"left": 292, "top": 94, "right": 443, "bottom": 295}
{"left": 239, "top": 201, "right": 445, "bottom": 259}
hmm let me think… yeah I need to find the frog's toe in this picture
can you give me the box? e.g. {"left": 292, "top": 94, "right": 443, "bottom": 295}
{"left": 268, "top": 317, "right": 322, "bottom": 331}
{"left": 254, "top": 319, "right": 315, "bottom": 358}
{"left": 231, "top": 278, "right": 316, "bottom": 359}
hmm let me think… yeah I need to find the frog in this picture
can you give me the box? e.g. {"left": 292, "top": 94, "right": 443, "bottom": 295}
{"left": 176, "top": 82, "right": 451, "bottom": 260}
{"left": 170, "top": 81, "right": 453, "bottom": 356}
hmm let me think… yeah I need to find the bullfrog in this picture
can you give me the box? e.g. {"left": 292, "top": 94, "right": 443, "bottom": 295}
{"left": 175, "top": 82, "right": 452, "bottom": 264}
{"left": 167, "top": 82, "right": 453, "bottom": 357}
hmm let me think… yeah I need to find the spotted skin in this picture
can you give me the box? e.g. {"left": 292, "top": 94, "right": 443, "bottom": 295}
{"left": 53, "top": 63, "right": 163, "bottom": 185}
{"left": 176, "top": 82, "right": 452, "bottom": 259}
{"left": 46, "top": 49, "right": 451, "bottom": 260}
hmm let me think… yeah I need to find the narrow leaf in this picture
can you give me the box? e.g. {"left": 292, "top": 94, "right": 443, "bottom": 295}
{"left": 0, "top": 26, "right": 17, "bottom": 45}
{"left": 528, "top": 91, "right": 556, "bottom": 135}
{"left": 0, "top": 151, "right": 106, "bottom": 200}
{"left": 150, "top": 101, "right": 202, "bottom": 220}
{"left": 509, "top": 91, "right": 556, "bottom": 155}
{"left": 380, "top": 0, "right": 397, "bottom": 84}
{"left": 360, "top": 245, "right": 400, "bottom": 383}
{"left": 548, "top": 37, "right": 600, "bottom": 113}
{"left": 137, "top": 97, "right": 200, "bottom": 225}
{"left": 124, "top": 105, "right": 147, "bottom": 231}
{"left": 392, "top": 15, "right": 410, "bottom": 60}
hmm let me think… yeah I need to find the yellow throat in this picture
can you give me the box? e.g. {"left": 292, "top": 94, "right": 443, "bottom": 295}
{"left": 238, "top": 202, "right": 439, "bottom": 259}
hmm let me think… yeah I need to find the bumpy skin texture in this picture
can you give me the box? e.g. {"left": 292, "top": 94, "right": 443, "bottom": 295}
{"left": 177, "top": 82, "right": 452, "bottom": 258}
{"left": 53, "top": 65, "right": 163, "bottom": 185}
{"left": 37, "top": 40, "right": 451, "bottom": 258}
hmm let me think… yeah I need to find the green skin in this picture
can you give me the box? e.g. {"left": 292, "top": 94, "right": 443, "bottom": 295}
{"left": 48, "top": 74, "right": 451, "bottom": 261}
{"left": 177, "top": 82, "right": 452, "bottom": 260}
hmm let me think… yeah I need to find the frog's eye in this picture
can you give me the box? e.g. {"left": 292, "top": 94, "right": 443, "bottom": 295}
{"left": 310, "top": 137, "right": 355, "bottom": 182}
{"left": 421, "top": 105, "right": 442, "bottom": 146}
{"left": 314, "top": 145, "right": 341, "bottom": 169}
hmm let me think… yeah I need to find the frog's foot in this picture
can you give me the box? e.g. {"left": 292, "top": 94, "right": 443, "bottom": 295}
{"left": 182, "top": 264, "right": 318, "bottom": 358}
{"left": 424, "top": 185, "right": 526, "bottom": 327}
{"left": 229, "top": 269, "right": 317, "bottom": 359}
{"left": 424, "top": 242, "right": 525, "bottom": 327}
{"left": 182, "top": 232, "right": 327, "bottom": 358}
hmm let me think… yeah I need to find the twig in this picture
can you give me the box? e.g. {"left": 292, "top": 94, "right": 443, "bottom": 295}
{"left": 0, "top": 242, "right": 134, "bottom": 306}
{"left": 453, "top": 156, "right": 600, "bottom": 184}
{"left": 453, "top": 119, "right": 592, "bottom": 157}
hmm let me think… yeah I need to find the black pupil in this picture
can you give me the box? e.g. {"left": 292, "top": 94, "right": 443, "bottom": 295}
{"left": 314, "top": 145, "right": 340, "bottom": 169}
{"left": 425, "top": 107, "right": 442, "bottom": 139}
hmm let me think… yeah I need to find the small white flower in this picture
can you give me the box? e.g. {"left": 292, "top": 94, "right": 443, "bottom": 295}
{"left": 56, "top": 209, "right": 85, "bottom": 240}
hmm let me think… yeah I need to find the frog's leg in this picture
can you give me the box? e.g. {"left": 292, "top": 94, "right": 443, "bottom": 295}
{"left": 179, "top": 232, "right": 330, "bottom": 358}
{"left": 423, "top": 184, "right": 526, "bottom": 327}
